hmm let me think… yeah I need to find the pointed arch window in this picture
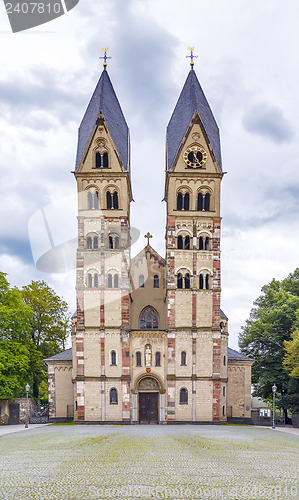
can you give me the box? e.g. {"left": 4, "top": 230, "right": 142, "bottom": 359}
{"left": 179, "top": 388, "right": 188, "bottom": 404}
{"left": 153, "top": 275, "right": 159, "bottom": 288}
{"left": 110, "top": 387, "right": 118, "bottom": 404}
{"left": 96, "top": 152, "right": 102, "bottom": 168}
{"left": 140, "top": 307, "right": 159, "bottom": 330}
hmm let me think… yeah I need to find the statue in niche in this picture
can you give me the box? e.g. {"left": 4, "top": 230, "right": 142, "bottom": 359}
{"left": 145, "top": 344, "right": 152, "bottom": 367}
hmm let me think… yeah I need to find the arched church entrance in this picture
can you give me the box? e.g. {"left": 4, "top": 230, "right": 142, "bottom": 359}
{"left": 137, "top": 377, "right": 160, "bottom": 424}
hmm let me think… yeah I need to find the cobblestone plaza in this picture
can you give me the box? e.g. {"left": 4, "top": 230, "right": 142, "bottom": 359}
{"left": 0, "top": 425, "right": 298, "bottom": 499}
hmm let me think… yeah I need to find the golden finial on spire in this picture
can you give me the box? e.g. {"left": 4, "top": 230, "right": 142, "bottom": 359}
{"left": 186, "top": 46, "right": 198, "bottom": 68}
{"left": 100, "top": 48, "right": 112, "bottom": 69}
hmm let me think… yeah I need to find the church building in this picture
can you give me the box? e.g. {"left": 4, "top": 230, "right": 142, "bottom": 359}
{"left": 45, "top": 52, "right": 253, "bottom": 424}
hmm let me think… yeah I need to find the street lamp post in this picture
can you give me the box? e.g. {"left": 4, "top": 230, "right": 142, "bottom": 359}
{"left": 272, "top": 384, "right": 277, "bottom": 430}
{"left": 25, "top": 383, "right": 30, "bottom": 429}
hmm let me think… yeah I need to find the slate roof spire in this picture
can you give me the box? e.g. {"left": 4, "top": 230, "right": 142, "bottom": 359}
{"left": 166, "top": 68, "right": 222, "bottom": 172}
{"left": 75, "top": 64, "right": 129, "bottom": 172}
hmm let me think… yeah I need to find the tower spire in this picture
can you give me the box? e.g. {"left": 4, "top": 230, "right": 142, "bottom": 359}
{"left": 100, "top": 48, "right": 112, "bottom": 69}
{"left": 186, "top": 46, "right": 198, "bottom": 68}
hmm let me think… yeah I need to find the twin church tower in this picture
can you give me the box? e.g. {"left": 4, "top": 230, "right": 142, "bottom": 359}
{"left": 46, "top": 51, "right": 253, "bottom": 424}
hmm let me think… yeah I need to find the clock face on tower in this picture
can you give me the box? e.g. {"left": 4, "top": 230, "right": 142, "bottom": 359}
{"left": 184, "top": 145, "right": 207, "bottom": 168}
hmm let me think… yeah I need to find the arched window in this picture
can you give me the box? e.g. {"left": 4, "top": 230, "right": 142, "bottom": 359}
{"left": 199, "top": 236, "right": 210, "bottom": 251}
{"left": 223, "top": 386, "right": 226, "bottom": 397}
{"left": 108, "top": 234, "right": 120, "bottom": 250}
{"left": 197, "top": 193, "right": 203, "bottom": 211}
{"left": 87, "top": 191, "right": 93, "bottom": 209}
{"left": 136, "top": 351, "right": 141, "bottom": 367}
{"left": 87, "top": 273, "right": 92, "bottom": 288}
{"left": 107, "top": 274, "right": 113, "bottom": 288}
{"left": 223, "top": 355, "right": 226, "bottom": 366}
{"left": 177, "top": 273, "right": 183, "bottom": 289}
{"left": 95, "top": 152, "right": 102, "bottom": 168}
{"left": 93, "top": 236, "right": 98, "bottom": 249}
{"left": 177, "top": 192, "right": 183, "bottom": 211}
{"left": 114, "top": 274, "right": 119, "bottom": 288}
{"left": 107, "top": 191, "right": 112, "bottom": 209}
{"left": 103, "top": 152, "right": 109, "bottom": 168}
{"left": 184, "top": 236, "right": 190, "bottom": 250}
{"left": 140, "top": 307, "right": 159, "bottom": 329}
{"left": 155, "top": 352, "right": 161, "bottom": 367}
{"left": 184, "top": 193, "right": 190, "bottom": 211}
{"left": 185, "top": 273, "right": 190, "bottom": 289}
{"left": 110, "top": 388, "right": 118, "bottom": 404}
{"left": 177, "top": 192, "right": 190, "bottom": 211}
{"left": 153, "top": 275, "right": 159, "bottom": 288}
{"left": 197, "top": 192, "right": 211, "bottom": 212}
{"left": 205, "top": 237, "right": 210, "bottom": 250}
{"left": 139, "top": 274, "right": 145, "bottom": 288}
{"left": 205, "top": 275, "right": 209, "bottom": 290}
{"left": 181, "top": 351, "right": 187, "bottom": 366}
{"left": 94, "top": 191, "right": 99, "bottom": 209}
{"left": 178, "top": 236, "right": 183, "bottom": 249}
{"left": 94, "top": 273, "right": 99, "bottom": 288}
{"left": 111, "top": 350, "right": 117, "bottom": 366}
{"left": 107, "top": 191, "right": 119, "bottom": 209}
{"left": 179, "top": 388, "right": 188, "bottom": 404}
{"left": 199, "top": 274, "right": 204, "bottom": 290}
{"left": 87, "top": 236, "right": 92, "bottom": 249}
{"left": 204, "top": 193, "right": 210, "bottom": 211}
{"left": 199, "top": 273, "right": 211, "bottom": 290}
{"left": 222, "top": 405, "right": 225, "bottom": 416}
{"left": 113, "top": 192, "right": 119, "bottom": 210}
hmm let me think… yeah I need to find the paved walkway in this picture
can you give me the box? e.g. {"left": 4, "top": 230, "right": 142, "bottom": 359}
{"left": 0, "top": 423, "right": 49, "bottom": 436}
{"left": 0, "top": 425, "right": 298, "bottom": 499}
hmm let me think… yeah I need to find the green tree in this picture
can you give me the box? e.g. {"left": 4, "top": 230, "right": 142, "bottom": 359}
{"left": 283, "top": 330, "right": 299, "bottom": 379}
{"left": 0, "top": 341, "right": 34, "bottom": 398}
{"left": 239, "top": 268, "right": 299, "bottom": 418}
{"left": 22, "top": 281, "right": 70, "bottom": 398}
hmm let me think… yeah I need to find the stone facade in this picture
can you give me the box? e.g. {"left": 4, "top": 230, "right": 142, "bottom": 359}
{"left": 46, "top": 64, "right": 253, "bottom": 423}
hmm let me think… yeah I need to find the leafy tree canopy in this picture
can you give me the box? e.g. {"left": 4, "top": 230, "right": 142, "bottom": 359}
{"left": 283, "top": 330, "right": 299, "bottom": 379}
{"left": 239, "top": 268, "right": 299, "bottom": 414}
{"left": 0, "top": 275, "right": 70, "bottom": 400}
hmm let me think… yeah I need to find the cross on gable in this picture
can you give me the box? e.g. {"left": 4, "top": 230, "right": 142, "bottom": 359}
{"left": 144, "top": 232, "right": 153, "bottom": 246}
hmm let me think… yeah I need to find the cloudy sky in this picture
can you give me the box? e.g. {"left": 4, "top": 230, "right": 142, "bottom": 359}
{"left": 0, "top": 0, "right": 299, "bottom": 348}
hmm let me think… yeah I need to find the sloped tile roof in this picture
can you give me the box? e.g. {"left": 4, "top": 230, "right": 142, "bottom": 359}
{"left": 44, "top": 348, "right": 72, "bottom": 362}
{"left": 166, "top": 69, "right": 222, "bottom": 172}
{"left": 75, "top": 69, "right": 129, "bottom": 172}
{"left": 228, "top": 347, "right": 253, "bottom": 362}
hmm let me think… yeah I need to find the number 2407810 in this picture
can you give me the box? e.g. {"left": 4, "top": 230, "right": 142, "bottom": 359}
{"left": 5, "top": 2, "right": 62, "bottom": 14}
